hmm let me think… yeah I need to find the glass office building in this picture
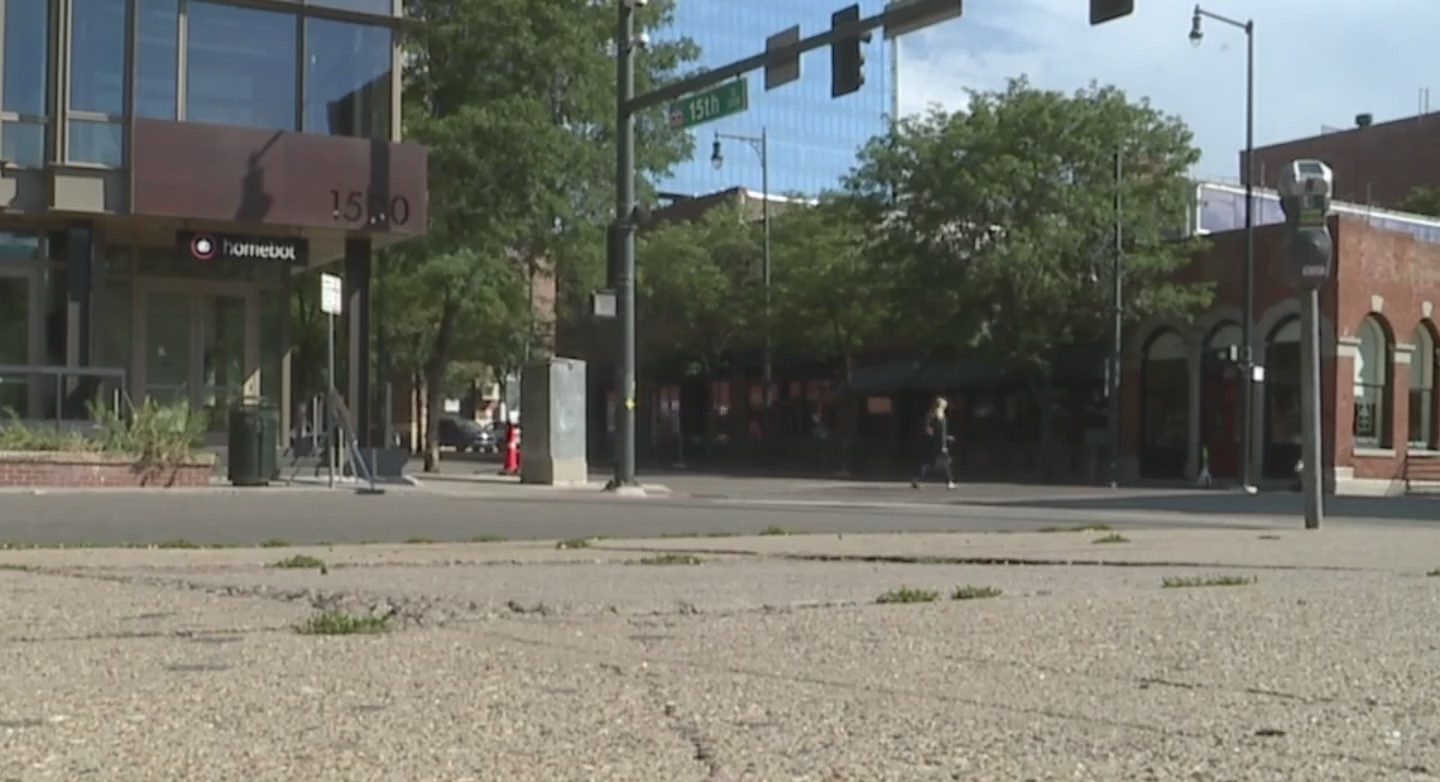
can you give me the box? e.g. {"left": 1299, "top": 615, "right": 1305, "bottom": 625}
{"left": 656, "top": 0, "right": 896, "bottom": 197}
{"left": 0, "top": 0, "right": 425, "bottom": 447}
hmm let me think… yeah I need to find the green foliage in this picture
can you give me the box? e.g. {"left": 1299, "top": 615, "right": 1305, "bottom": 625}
{"left": 637, "top": 203, "right": 763, "bottom": 372}
{"left": 770, "top": 196, "right": 889, "bottom": 376}
{"left": 556, "top": 537, "right": 593, "bottom": 550}
{"left": 1093, "top": 532, "right": 1130, "bottom": 544}
{"left": 270, "top": 555, "right": 327, "bottom": 570}
{"left": 876, "top": 585, "right": 940, "bottom": 604}
{"left": 846, "top": 78, "right": 1212, "bottom": 375}
{"left": 951, "top": 585, "right": 1003, "bottom": 600}
{"left": 1162, "top": 575, "right": 1256, "bottom": 588}
{"left": 1, "top": 401, "right": 203, "bottom": 466}
{"left": 1398, "top": 186, "right": 1440, "bottom": 218}
{"left": 634, "top": 553, "right": 704, "bottom": 566}
{"left": 298, "top": 611, "right": 389, "bottom": 636}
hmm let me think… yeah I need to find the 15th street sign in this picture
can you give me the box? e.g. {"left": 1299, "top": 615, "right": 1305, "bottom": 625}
{"left": 668, "top": 79, "right": 749, "bottom": 129}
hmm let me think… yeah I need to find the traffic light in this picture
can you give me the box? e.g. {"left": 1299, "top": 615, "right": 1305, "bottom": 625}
{"left": 830, "top": 4, "right": 869, "bottom": 98}
{"left": 1090, "top": 0, "right": 1133, "bottom": 25}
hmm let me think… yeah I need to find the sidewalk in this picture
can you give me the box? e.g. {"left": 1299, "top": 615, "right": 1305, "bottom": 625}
{"left": 2, "top": 528, "right": 1437, "bottom": 780}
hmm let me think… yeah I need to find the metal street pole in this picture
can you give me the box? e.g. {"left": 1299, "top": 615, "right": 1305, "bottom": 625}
{"left": 1109, "top": 148, "right": 1123, "bottom": 487}
{"left": 327, "top": 312, "right": 335, "bottom": 489}
{"left": 611, "top": 0, "right": 638, "bottom": 489}
{"left": 1300, "top": 287, "right": 1323, "bottom": 528}
{"left": 1191, "top": 5, "right": 1257, "bottom": 492}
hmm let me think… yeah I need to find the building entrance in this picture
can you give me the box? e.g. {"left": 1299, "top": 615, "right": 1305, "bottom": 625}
{"left": 135, "top": 282, "right": 260, "bottom": 435}
{"left": 0, "top": 267, "right": 37, "bottom": 415}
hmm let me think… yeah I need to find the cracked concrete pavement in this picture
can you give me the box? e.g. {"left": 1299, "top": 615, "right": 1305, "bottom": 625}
{"left": 2, "top": 528, "right": 1439, "bottom": 781}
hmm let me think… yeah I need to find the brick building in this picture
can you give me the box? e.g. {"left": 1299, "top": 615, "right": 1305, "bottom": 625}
{"left": 1245, "top": 111, "right": 1440, "bottom": 209}
{"left": 1123, "top": 183, "right": 1440, "bottom": 495}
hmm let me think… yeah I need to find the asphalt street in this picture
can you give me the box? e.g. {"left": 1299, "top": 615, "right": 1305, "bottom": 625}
{"left": 0, "top": 467, "right": 1438, "bottom": 546}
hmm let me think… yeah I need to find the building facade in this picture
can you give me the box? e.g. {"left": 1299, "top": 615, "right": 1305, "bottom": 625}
{"left": 1124, "top": 183, "right": 1440, "bottom": 495}
{"left": 1245, "top": 110, "right": 1440, "bottom": 210}
{"left": 0, "top": 0, "right": 425, "bottom": 447}
{"left": 656, "top": 0, "right": 895, "bottom": 197}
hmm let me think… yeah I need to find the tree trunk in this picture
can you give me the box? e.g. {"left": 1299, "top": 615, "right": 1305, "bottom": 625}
{"left": 422, "top": 299, "right": 459, "bottom": 472}
{"left": 838, "top": 352, "right": 856, "bottom": 476}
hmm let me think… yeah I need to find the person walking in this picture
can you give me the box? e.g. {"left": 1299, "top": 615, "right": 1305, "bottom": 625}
{"left": 911, "top": 396, "right": 956, "bottom": 490}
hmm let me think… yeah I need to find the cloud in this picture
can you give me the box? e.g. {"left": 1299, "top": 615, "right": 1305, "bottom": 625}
{"left": 897, "top": 0, "right": 1440, "bottom": 179}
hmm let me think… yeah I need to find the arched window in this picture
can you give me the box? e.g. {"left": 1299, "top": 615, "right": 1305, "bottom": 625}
{"left": 1263, "top": 318, "right": 1303, "bottom": 478}
{"left": 1354, "top": 316, "right": 1392, "bottom": 448}
{"left": 1410, "top": 324, "right": 1437, "bottom": 449}
{"left": 1141, "top": 330, "right": 1189, "bottom": 478}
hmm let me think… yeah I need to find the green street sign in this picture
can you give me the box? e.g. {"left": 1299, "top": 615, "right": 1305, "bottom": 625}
{"left": 668, "top": 79, "right": 749, "bottom": 129}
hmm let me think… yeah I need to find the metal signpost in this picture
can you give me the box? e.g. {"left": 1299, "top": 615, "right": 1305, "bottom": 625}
{"left": 321, "top": 273, "right": 343, "bottom": 488}
{"left": 1278, "top": 160, "right": 1334, "bottom": 530}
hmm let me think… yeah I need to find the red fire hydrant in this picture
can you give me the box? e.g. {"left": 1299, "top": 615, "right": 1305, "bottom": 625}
{"left": 501, "top": 422, "right": 521, "bottom": 475}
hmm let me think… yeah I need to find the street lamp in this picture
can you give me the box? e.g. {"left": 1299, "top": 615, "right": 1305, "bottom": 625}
{"left": 1190, "top": 3, "right": 1257, "bottom": 494}
{"left": 712, "top": 127, "right": 773, "bottom": 435}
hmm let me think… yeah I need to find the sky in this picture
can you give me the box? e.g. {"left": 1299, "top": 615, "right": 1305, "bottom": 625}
{"left": 895, "top": 0, "right": 1440, "bottom": 181}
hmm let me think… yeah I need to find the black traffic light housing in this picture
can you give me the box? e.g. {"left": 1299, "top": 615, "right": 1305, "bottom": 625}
{"left": 1090, "top": 0, "right": 1134, "bottom": 25}
{"left": 830, "top": 4, "right": 869, "bottom": 98}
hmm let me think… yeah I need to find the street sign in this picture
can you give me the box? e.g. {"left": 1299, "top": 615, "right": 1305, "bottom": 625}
{"left": 321, "top": 272, "right": 343, "bottom": 315}
{"left": 884, "top": 0, "right": 962, "bottom": 39}
{"left": 668, "top": 79, "right": 749, "bottom": 130}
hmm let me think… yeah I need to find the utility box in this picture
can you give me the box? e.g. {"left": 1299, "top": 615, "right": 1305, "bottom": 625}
{"left": 520, "top": 357, "right": 588, "bottom": 486}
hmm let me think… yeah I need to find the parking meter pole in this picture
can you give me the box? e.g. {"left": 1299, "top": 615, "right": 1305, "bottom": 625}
{"left": 327, "top": 312, "right": 335, "bottom": 489}
{"left": 1300, "top": 288, "right": 1323, "bottom": 529}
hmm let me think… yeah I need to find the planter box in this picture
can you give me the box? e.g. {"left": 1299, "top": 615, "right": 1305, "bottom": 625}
{"left": 0, "top": 451, "right": 217, "bottom": 488}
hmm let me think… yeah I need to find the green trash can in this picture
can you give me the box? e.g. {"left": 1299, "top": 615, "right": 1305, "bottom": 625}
{"left": 228, "top": 400, "right": 278, "bottom": 487}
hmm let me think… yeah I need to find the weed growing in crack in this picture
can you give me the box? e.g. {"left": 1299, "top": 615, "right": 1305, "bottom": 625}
{"left": 469, "top": 535, "right": 507, "bottom": 543}
{"left": 1427, "top": 568, "right": 1440, "bottom": 577}
{"left": 951, "top": 585, "right": 1002, "bottom": 601}
{"left": 259, "top": 539, "right": 290, "bottom": 548}
{"left": 404, "top": 537, "right": 437, "bottom": 545}
{"left": 556, "top": 538, "right": 592, "bottom": 550}
{"left": 269, "top": 555, "right": 326, "bottom": 570}
{"left": 635, "top": 554, "right": 703, "bottom": 566}
{"left": 876, "top": 586, "right": 939, "bottom": 604}
{"left": 1162, "top": 575, "right": 1257, "bottom": 589}
{"left": 0, "top": 563, "right": 35, "bottom": 572}
{"left": 1093, "top": 532, "right": 1130, "bottom": 544}
{"left": 759, "top": 526, "right": 791, "bottom": 536}
{"left": 298, "top": 610, "right": 388, "bottom": 635}
{"left": 151, "top": 539, "right": 205, "bottom": 549}
{"left": 1038, "top": 524, "right": 1112, "bottom": 533}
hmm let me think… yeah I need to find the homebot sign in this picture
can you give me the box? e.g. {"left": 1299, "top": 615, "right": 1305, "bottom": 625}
{"left": 178, "top": 232, "right": 308, "bottom": 265}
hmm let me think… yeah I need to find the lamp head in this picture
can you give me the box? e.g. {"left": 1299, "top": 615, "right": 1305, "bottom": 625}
{"left": 710, "top": 137, "right": 723, "bottom": 170}
{"left": 1188, "top": 7, "right": 1203, "bottom": 46}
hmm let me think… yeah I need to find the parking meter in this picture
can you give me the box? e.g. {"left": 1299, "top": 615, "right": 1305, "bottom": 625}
{"left": 1278, "top": 160, "right": 1335, "bottom": 289}
{"left": 1278, "top": 158, "right": 1331, "bottom": 530}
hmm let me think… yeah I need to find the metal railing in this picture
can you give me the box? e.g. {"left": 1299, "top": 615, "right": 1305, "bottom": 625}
{"left": 0, "top": 364, "right": 128, "bottom": 428}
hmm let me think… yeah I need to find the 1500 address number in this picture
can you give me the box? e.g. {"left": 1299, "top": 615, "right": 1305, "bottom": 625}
{"left": 330, "top": 190, "right": 411, "bottom": 227}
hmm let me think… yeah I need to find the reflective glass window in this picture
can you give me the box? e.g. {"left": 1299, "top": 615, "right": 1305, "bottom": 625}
{"left": 69, "top": 120, "right": 124, "bottom": 166}
{"left": 307, "top": 0, "right": 393, "bottom": 15}
{"left": 185, "top": 1, "right": 298, "bottom": 130}
{"left": 71, "top": 0, "right": 127, "bottom": 115}
{"left": 304, "top": 18, "right": 392, "bottom": 139}
{"left": 2, "top": 0, "right": 48, "bottom": 116}
{"left": 1, "top": 121, "right": 45, "bottom": 166}
{"left": 137, "top": 0, "right": 180, "bottom": 119}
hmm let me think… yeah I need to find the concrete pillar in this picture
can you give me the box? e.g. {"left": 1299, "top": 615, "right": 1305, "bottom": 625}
{"left": 345, "top": 238, "right": 372, "bottom": 448}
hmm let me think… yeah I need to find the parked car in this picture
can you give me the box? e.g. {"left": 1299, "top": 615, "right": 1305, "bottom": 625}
{"left": 437, "top": 416, "right": 497, "bottom": 454}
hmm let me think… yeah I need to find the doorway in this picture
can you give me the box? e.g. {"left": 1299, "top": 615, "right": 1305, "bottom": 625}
{"left": 135, "top": 282, "right": 260, "bottom": 437}
{"left": 0, "top": 267, "right": 39, "bottom": 416}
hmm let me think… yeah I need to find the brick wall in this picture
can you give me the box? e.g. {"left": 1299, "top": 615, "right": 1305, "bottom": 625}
{"left": 1245, "top": 114, "right": 1440, "bottom": 208}
{"left": 0, "top": 452, "right": 215, "bottom": 488}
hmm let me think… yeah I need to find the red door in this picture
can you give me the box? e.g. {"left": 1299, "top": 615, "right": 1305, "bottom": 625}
{"left": 1202, "top": 361, "right": 1241, "bottom": 479}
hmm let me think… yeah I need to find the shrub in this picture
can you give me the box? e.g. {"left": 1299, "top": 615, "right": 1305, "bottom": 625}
{"left": 0, "top": 400, "right": 203, "bottom": 466}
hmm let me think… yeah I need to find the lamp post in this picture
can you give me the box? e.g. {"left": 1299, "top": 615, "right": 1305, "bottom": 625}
{"left": 711, "top": 127, "right": 773, "bottom": 430}
{"left": 1190, "top": 4, "right": 1257, "bottom": 493}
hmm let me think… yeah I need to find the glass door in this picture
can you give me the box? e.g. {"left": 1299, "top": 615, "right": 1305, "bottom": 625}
{"left": 143, "top": 290, "right": 193, "bottom": 405}
{"left": 0, "top": 273, "right": 31, "bottom": 415}
{"left": 201, "top": 294, "right": 247, "bottom": 432}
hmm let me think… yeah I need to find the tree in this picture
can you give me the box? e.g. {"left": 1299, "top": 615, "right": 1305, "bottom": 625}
{"left": 1398, "top": 185, "right": 1440, "bottom": 217}
{"left": 391, "top": 0, "right": 697, "bottom": 470}
{"left": 637, "top": 203, "right": 763, "bottom": 379}
{"left": 846, "top": 77, "right": 1211, "bottom": 381}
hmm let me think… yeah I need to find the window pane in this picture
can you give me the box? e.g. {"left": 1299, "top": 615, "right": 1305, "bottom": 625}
{"left": 69, "top": 120, "right": 124, "bottom": 166}
{"left": 186, "top": 1, "right": 297, "bottom": 131}
{"left": 137, "top": 0, "right": 180, "bottom": 119}
{"left": 1, "top": 121, "right": 46, "bottom": 166}
{"left": 307, "top": 0, "right": 394, "bottom": 16}
{"left": 71, "top": 0, "right": 127, "bottom": 115}
{"left": 2, "top": 0, "right": 48, "bottom": 115}
{"left": 304, "top": 18, "right": 392, "bottom": 139}
{"left": 0, "top": 231, "right": 40, "bottom": 261}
